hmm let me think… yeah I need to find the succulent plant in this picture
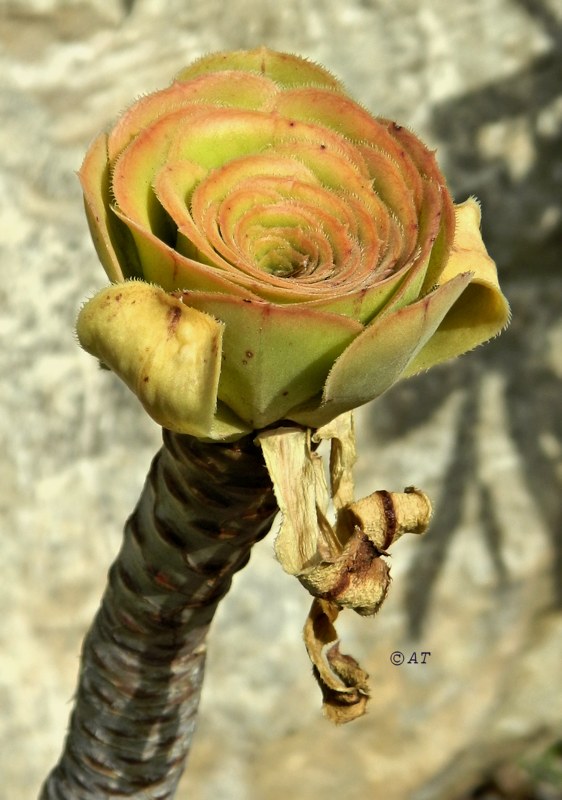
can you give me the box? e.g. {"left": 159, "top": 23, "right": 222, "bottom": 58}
{"left": 42, "top": 49, "right": 509, "bottom": 798}
{"left": 77, "top": 47, "right": 509, "bottom": 439}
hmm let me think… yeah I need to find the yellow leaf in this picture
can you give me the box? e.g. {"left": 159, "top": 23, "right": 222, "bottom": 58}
{"left": 76, "top": 282, "right": 224, "bottom": 437}
{"left": 404, "top": 197, "right": 511, "bottom": 375}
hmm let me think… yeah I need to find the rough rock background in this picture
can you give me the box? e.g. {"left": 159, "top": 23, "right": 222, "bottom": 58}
{"left": 1, "top": 0, "right": 561, "bottom": 798}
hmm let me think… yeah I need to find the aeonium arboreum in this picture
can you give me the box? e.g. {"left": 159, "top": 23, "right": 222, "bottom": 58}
{"left": 42, "top": 48, "right": 509, "bottom": 798}
{"left": 77, "top": 46, "right": 508, "bottom": 438}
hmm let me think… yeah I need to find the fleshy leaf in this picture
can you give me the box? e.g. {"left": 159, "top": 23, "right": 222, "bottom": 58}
{"left": 111, "top": 208, "right": 261, "bottom": 297}
{"left": 76, "top": 282, "right": 224, "bottom": 437}
{"left": 108, "top": 72, "right": 280, "bottom": 161}
{"left": 291, "top": 272, "right": 472, "bottom": 427}
{"left": 79, "top": 133, "right": 128, "bottom": 282}
{"left": 175, "top": 47, "right": 345, "bottom": 92}
{"left": 181, "top": 292, "right": 363, "bottom": 428}
{"left": 404, "top": 198, "right": 511, "bottom": 375}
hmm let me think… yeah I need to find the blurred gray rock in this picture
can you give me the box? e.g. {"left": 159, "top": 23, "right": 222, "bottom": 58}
{"left": 1, "top": 1, "right": 561, "bottom": 798}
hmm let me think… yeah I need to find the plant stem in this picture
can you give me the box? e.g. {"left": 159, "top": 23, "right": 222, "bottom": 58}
{"left": 41, "top": 429, "right": 277, "bottom": 799}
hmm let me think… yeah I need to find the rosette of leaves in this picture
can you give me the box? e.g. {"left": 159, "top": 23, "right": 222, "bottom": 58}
{"left": 78, "top": 47, "right": 509, "bottom": 440}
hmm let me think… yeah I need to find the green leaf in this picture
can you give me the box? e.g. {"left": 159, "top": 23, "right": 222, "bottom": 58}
{"left": 291, "top": 273, "right": 472, "bottom": 426}
{"left": 181, "top": 292, "right": 363, "bottom": 428}
{"left": 79, "top": 133, "right": 128, "bottom": 282}
{"left": 175, "top": 47, "right": 345, "bottom": 91}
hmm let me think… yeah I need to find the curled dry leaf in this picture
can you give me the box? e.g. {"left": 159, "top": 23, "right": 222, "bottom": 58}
{"left": 303, "top": 599, "right": 370, "bottom": 725}
{"left": 257, "top": 413, "right": 432, "bottom": 721}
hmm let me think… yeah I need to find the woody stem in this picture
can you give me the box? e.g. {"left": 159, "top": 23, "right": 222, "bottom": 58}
{"left": 40, "top": 430, "right": 277, "bottom": 799}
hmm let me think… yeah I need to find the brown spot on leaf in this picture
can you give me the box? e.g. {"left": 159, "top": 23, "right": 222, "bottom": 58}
{"left": 167, "top": 305, "right": 182, "bottom": 337}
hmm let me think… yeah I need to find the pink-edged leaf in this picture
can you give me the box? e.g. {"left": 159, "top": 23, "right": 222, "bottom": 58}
{"left": 290, "top": 272, "right": 473, "bottom": 427}
{"left": 78, "top": 132, "right": 127, "bottom": 282}
{"left": 175, "top": 47, "right": 345, "bottom": 91}
{"left": 108, "top": 72, "right": 280, "bottom": 162}
{"left": 111, "top": 206, "right": 258, "bottom": 296}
